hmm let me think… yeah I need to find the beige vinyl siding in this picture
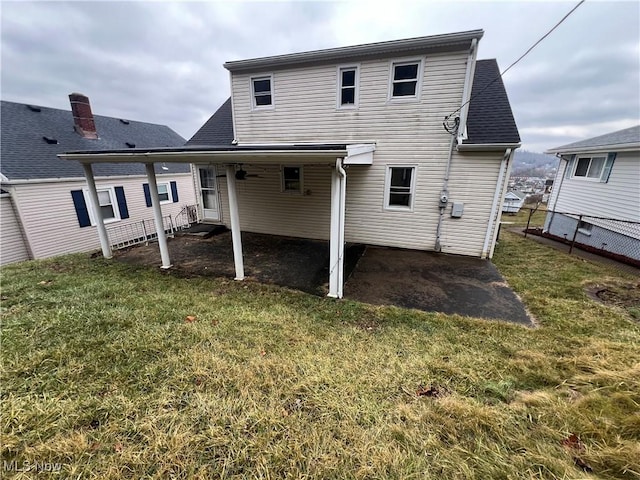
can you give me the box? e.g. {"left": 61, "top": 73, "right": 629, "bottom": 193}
{"left": 1, "top": 195, "right": 30, "bottom": 265}
{"left": 231, "top": 51, "right": 468, "bottom": 145}
{"left": 551, "top": 151, "right": 640, "bottom": 237}
{"left": 9, "top": 174, "right": 196, "bottom": 260}
{"left": 217, "top": 165, "right": 332, "bottom": 240}
{"left": 225, "top": 49, "right": 507, "bottom": 256}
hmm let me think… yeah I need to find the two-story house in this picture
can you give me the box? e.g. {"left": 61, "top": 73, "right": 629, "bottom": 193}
{"left": 61, "top": 30, "right": 521, "bottom": 298}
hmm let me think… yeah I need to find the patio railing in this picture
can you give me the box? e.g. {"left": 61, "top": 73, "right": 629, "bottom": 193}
{"left": 106, "top": 204, "right": 198, "bottom": 250}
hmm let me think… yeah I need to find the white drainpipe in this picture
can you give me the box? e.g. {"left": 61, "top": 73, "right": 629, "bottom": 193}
{"left": 328, "top": 158, "right": 346, "bottom": 298}
{"left": 482, "top": 148, "right": 512, "bottom": 258}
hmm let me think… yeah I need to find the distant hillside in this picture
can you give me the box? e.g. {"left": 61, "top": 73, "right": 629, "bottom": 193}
{"left": 511, "top": 150, "right": 559, "bottom": 178}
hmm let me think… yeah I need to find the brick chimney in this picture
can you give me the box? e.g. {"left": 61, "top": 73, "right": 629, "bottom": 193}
{"left": 69, "top": 93, "right": 98, "bottom": 139}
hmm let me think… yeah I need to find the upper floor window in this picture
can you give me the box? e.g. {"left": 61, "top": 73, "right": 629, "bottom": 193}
{"left": 389, "top": 59, "right": 423, "bottom": 100}
{"left": 338, "top": 66, "right": 359, "bottom": 108}
{"left": 573, "top": 155, "right": 606, "bottom": 180}
{"left": 251, "top": 75, "right": 273, "bottom": 109}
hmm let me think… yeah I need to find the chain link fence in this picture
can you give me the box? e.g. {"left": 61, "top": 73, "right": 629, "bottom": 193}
{"left": 518, "top": 207, "right": 640, "bottom": 268}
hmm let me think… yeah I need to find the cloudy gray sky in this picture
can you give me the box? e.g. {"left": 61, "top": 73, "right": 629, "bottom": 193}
{"left": 2, "top": 0, "right": 639, "bottom": 152}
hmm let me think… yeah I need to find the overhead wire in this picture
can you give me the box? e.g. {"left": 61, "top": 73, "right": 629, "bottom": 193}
{"left": 443, "top": 0, "right": 586, "bottom": 135}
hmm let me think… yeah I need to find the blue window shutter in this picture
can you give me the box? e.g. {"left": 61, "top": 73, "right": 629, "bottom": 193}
{"left": 564, "top": 154, "right": 576, "bottom": 179}
{"left": 114, "top": 186, "right": 129, "bottom": 219}
{"left": 170, "top": 181, "right": 179, "bottom": 203}
{"left": 71, "top": 190, "right": 91, "bottom": 227}
{"left": 601, "top": 152, "right": 616, "bottom": 183}
{"left": 143, "top": 183, "right": 152, "bottom": 207}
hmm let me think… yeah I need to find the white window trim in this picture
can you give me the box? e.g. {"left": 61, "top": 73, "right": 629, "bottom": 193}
{"left": 384, "top": 164, "right": 417, "bottom": 212}
{"left": 336, "top": 64, "right": 360, "bottom": 110}
{"left": 387, "top": 57, "right": 424, "bottom": 102}
{"left": 156, "top": 182, "right": 173, "bottom": 205}
{"left": 281, "top": 165, "right": 304, "bottom": 194}
{"left": 250, "top": 74, "right": 275, "bottom": 111}
{"left": 571, "top": 155, "right": 607, "bottom": 182}
{"left": 83, "top": 186, "right": 121, "bottom": 226}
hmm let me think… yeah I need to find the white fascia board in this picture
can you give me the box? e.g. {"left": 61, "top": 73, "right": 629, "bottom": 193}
{"left": 344, "top": 143, "right": 375, "bottom": 165}
{"left": 457, "top": 143, "right": 521, "bottom": 152}
{"left": 59, "top": 149, "right": 349, "bottom": 164}
{"left": 224, "top": 30, "right": 484, "bottom": 72}
{"left": 2, "top": 172, "right": 191, "bottom": 185}
{"left": 544, "top": 143, "right": 640, "bottom": 155}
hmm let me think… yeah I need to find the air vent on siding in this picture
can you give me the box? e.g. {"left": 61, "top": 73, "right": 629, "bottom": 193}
{"left": 42, "top": 136, "right": 58, "bottom": 144}
{"left": 125, "top": 142, "right": 136, "bottom": 148}
{"left": 120, "top": 119, "right": 130, "bottom": 125}
{"left": 27, "top": 105, "right": 42, "bottom": 112}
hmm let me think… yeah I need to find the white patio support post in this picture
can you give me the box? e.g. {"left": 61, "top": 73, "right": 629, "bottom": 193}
{"left": 225, "top": 164, "right": 244, "bottom": 280}
{"left": 145, "top": 163, "right": 172, "bottom": 269}
{"left": 82, "top": 163, "right": 112, "bottom": 259}
{"left": 328, "top": 158, "right": 346, "bottom": 298}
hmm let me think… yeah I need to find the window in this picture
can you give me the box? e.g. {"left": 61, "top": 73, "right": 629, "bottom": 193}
{"left": 577, "top": 220, "right": 593, "bottom": 235}
{"left": 84, "top": 187, "right": 121, "bottom": 224}
{"left": 338, "top": 66, "right": 359, "bottom": 108}
{"left": 282, "top": 166, "right": 302, "bottom": 193}
{"left": 385, "top": 166, "right": 416, "bottom": 210}
{"left": 157, "top": 183, "right": 171, "bottom": 203}
{"left": 251, "top": 75, "right": 273, "bottom": 109}
{"left": 573, "top": 156, "right": 606, "bottom": 180}
{"left": 389, "top": 60, "right": 422, "bottom": 99}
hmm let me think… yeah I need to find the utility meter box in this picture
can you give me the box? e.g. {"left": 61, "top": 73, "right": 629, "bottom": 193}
{"left": 451, "top": 202, "right": 464, "bottom": 218}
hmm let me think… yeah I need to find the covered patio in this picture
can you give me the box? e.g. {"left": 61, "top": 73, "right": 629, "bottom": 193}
{"left": 59, "top": 143, "right": 375, "bottom": 298}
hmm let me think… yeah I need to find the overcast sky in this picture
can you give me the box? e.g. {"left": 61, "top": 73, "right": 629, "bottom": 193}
{"left": 2, "top": 1, "right": 639, "bottom": 152}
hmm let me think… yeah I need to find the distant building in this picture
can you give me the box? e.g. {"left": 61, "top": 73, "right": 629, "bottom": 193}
{"left": 502, "top": 190, "right": 527, "bottom": 213}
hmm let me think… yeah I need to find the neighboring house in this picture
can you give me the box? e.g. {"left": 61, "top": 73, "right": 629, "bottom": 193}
{"left": 60, "top": 30, "right": 521, "bottom": 298}
{"left": 544, "top": 125, "right": 640, "bottom": 262}
{"left": 0, "top": 94, "right": 196, "bottom": 265}
{"left": 502, "top": 191, "right": 527, "bottom": 213}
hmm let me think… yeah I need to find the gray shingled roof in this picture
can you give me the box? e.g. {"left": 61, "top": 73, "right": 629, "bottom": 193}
{"left": 547, "top": 125, "right": 640, "bottom": 153}
{"left": 188, "top": 59, "right": 520, "bottom": 148}
{"left": 464, "top": 59, "right": 520, "bottom": 145}
{"left": 1, "top": 100, "right": 189, "bottom": 180}
{"left": 186, "top": 98, "right": 234, "bottom": 146}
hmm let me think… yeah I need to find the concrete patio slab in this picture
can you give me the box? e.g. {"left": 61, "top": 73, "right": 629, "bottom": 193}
{"left": 344, "top": 246, "right": 533, "bottom": 325}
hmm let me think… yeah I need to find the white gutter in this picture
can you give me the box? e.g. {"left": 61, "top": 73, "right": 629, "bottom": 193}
{"left": 457, "top": 143, "right": 521, "bottom": 152}
{"left": 545, "top": 143, "right": 640, "bottom": 155}
{"left": 482, "top": 148, "right": 512, "bottom": 258}
{"left": 59, "top": 149, "right": 349, "bottom": 163}
{"left": 2, "top": 172, "right": 191, "bottom": 185}
{"left": 457, "top": 38, "right": 478, "bottom": 143}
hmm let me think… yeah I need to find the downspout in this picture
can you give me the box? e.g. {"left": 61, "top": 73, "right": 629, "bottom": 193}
{"left": 337, "top": 158, "right": 347, "bottom": 298}
{"left": 482, "top": 148, "right": 512, "bottom": 258}
{"left": 457, "top": 38, "right": 478, "bottom": 144}
{"left": 435, "top": 133, "right": 456, "bottom": 252}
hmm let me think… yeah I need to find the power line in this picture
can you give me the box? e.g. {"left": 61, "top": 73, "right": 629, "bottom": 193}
{"left": 443, "top": 0, "right": 586, "bottom": 135}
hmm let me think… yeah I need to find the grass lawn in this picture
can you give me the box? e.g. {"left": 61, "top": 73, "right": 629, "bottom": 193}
{"left": 1, "top": 232, "right": 639, "bottom": 479}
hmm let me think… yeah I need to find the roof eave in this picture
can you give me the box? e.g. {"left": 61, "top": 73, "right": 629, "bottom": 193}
{"left": 545, "top": 142, "right": 640, "bottom": 155}
{"left": 457, "top": 142, "right": 521, "bottom": 152}
{"left": 224, "top": 30, "right": 484, "bottom": 72}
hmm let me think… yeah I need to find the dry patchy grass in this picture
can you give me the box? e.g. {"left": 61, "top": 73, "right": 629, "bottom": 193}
{"left": 1, "top": 232, "right": 639, "bottom": 479}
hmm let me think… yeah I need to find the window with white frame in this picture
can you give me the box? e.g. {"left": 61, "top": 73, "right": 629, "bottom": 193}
{"left": 338, "top": 66, "right": 358, "bottom": 108}
{"left": 251, "top": 75, "right": 273, "bottom": 108}
{"left": 390, "top": 60, "right": 422, "bottom": 99}
{"left": 385, "top": 166, "right": 416, "bottom": 210}
{"left": 84, "top": 187, "right": 120, "bottom": 224}
{"left": 157, "top": 182, "right": 171, "bottom": 203}
{"left": 573, "top": 155, "right": 606, "bottom": 180}
{"left": 282, "top": 166, "right": 302, "bottom": 193}
{"left": 577, "top": 220, "right": 593, "bottom": 235}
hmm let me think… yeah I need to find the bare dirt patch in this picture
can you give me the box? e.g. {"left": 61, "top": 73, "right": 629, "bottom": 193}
{"left": 585, "top": 281, "right": 640, "bottom": 309}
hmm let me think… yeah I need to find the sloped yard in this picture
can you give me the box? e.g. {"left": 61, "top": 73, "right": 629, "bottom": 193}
{"left": 1, "top": 232, "right": 639, "bottom": 479}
